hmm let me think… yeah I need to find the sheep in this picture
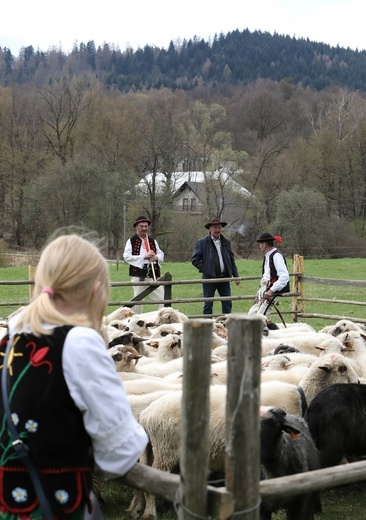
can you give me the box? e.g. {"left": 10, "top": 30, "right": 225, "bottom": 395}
{"left": 260, "top": 407, "right": 321, "bottom": 520}
{"left": 305, "top": 383, "right": 366, "bottom": 468}
{"left": 270, "top": 344, "right": 302, "bottom": 355}
{"left": 108, "top": 345, "right": 142, "bottom": 372}
{"left": 261, "top": 352, "right": 318, "bottom": 371}
{"left": 102, "top": 305, "right": 135, "bottom": 325}
{"left": 320, "top": 319, "right": 365, "bottom": 337}
{"left": 127, "top": 389, "right": 174, "bottom": 421}
{"left": 261, "top": 332, "right": 331, "bottom": 357}
{"left": 136, "top": 334, "right": 182, "bottom": 366}
{"left": 260, "top": 353, "right": 360, "bottom": 415}
{"left": 123, "top": 377, "right": 182, "bottom": 395}
{"left": 137, "top": 307, "right": 189, "bottom": 325}
{"left": 107, "top": 330, "right": 146, "bottom": 353}
{"left": 314, "top": 331, "right": 366, "bottom": 382}
{"left": 267, "top": 324, "right": 316, "bottom": 337}
{"left": 260, "top": 366, "right": 310, "bottom": 386}
{"left": 211, "top": 344, "right": 227, "bottom": 361}
{"left": 153, "top": 307, "right": 189, "bottom": 324}
{"left": 129, "top": 385, "right": 228, "bottom": 518}
{"left": 261, "top": 354, "right": 293, "bottom": 371}
{"left": 148, "top": 323, "right": 184, "bottom": 339}
{"left": 123, "top": 315, "right": 155, "bottom": 337}
{"left": 100, "top": 323, "right": 126, "bottom": 344}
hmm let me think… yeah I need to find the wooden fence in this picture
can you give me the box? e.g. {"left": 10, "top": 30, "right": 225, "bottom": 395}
{"left": 1, "top": 255, "right": 366, "bottom": 325}
{"left": 1, "top": 260, "right": 366, "bottom": 517}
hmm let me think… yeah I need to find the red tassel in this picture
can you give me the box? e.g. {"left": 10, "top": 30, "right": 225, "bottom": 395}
{"left": 274, "top": 235, "right": 282, "bottom": 243}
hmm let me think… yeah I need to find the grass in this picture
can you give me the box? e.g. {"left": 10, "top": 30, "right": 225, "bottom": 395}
{"left": 98, "top": 479, "right": 366, "bottom": 520}
{"left": 1, "top": 258, "right": 366, "bottom": 519}
{"left": 2, "top": 258, "right": 365, "bottom": 330}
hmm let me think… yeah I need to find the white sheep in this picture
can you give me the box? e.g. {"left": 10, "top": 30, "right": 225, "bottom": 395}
{"left": 260, "top": 353, "right": 360, "bottom": 415}
{"left": 211, "top": 344, "right": 227, "bottom": 360}
{"left": 148, "top": 323, "right": 184, "bottom": 339}
{"left": 136, "top": 334, "right": 182, "bottom": 366}
{"left": 123, "top": 377, "right": 182, "bottom": 395}
{"left": 319, "top": 319, "right": 365, "bottom": 337}
{"left": 130, "top": 385, "right": 228, "bottom": 518}
{"left": 127, "top": 389, "right": 173, "bottom": 421}
{"left": 102, "top": 306, "right": 135, "bottom": 325}
{"left": 123, "top": 315, "right": 155, "bottom": 337}
{"left": 261, "top": 332, "right": 331, "bottom": 357}
{"left": 107, "top": 345, "right": 142, "bottom": 372}
{"left": 261, "top": 352, "right": 318, "bottom": 370}
{"left": 260, "top": 365, "right": 310, "bottom": 385}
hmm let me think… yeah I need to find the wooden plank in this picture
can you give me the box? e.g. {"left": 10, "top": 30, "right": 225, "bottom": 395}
{"left": 260, "top": 460, "right": 366, "bottom": 498}
{"left": 120, "top": 463, "right": 234, "bottom": 519}
{"left": 226, "top": 314, "right": 262, "bottom": 520}
{"left": 179, "top": 319, "right": 212, "bottom": 519}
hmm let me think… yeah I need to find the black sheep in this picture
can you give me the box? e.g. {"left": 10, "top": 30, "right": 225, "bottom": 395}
{"left": 305, "top": 383, "right": 366, "bottom": 468}
{"left": 260, "top": 407, "right": 321, "bottom": 520}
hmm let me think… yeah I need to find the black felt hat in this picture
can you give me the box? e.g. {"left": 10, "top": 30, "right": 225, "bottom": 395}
{"left": 133, "top": 216, "right": 151, "bottom": 227}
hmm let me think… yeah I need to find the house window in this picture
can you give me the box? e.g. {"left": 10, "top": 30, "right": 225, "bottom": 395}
{"left": 191, "top": 198, "right": 197, "bottom": 211}
{"left": 183, "top": 198, "right": 189, "bottom": 211}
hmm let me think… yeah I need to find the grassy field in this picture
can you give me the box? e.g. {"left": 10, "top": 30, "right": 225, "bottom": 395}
{"left": 1, "top": 257, "right": 365, "bottom": 330}
{"left": 1, "top": 258, "right": 366, "bottom": 519}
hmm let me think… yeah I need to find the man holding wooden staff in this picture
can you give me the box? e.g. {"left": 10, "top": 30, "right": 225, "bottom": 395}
{"left": 123, "top": 216, "right": 164, "bottom": 314}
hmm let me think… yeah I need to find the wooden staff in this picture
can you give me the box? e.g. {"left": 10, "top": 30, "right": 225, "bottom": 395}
{"left": 144, "top": 235, "right": 157, "bottom": 281}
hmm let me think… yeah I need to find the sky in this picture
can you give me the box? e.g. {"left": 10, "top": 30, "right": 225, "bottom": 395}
{"left": 1, "top": 0, "right": 365, "bottom": 56}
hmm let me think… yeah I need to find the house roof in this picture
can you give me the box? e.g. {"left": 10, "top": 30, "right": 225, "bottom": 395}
{"left": 136, "top": 170, "right": 251, "bottom": 197}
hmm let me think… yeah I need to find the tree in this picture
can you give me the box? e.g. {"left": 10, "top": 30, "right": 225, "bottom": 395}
{"left": 37, "top": 76, "right": 93, "bottom": 165}
{"left": 0, "top": 86, "right": 45, "bottom": 245}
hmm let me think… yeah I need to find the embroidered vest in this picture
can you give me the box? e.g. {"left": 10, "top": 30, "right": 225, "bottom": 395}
{"left": 128, "top": 234, "right": 161, "bottom": 278}
{"left": 0, "top": 326, "right": 93, "bottom": 516}
{"left": 262, "top": 250, "right": 290, "bottom": 294}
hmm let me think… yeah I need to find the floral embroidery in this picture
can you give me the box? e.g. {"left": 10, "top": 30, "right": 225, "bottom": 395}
{"left": 12, "top": 487, "right": 28, "bottom": 503}
{"left": 55, "top": 489, "right": 69, "bottom": 504}
{"left": 25, "top": 420, "right": 38, "bottom": 433}
{"left": 26, "top": 343, "right": 52, "bottom": 373}
{"left": 0, "top": 337, "right": 53, "bottom": 466}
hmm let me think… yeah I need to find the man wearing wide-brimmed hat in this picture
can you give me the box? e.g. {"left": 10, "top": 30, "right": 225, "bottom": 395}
{"left": 248, "top": 232, "right": 290, "bottom": 316}
{"left": 191, "top": 217, "right": 240, "bottom": 315}
{"left": 123, "top": 216, "right": 164, "bottom": 314}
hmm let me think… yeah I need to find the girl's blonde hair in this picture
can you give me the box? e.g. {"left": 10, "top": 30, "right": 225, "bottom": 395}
{"left": 15, "top": 233, "right": 110, "bottom": 336}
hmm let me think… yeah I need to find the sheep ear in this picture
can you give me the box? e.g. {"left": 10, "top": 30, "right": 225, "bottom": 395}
{"left": 314, "top": 345, "right": 324, "bottom": 351}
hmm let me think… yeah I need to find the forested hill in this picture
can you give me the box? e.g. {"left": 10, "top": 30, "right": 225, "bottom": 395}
{"left": 2, "top": 28, "right": 366, "bottom": 92}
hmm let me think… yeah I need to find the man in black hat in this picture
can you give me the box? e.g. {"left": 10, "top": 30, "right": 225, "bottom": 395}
{"left": 248, "top": 232, "right": 290, "bottom": 316}
{"left": 191, "top": 217, "right": 240, "bottom": 315}
{"left": 123, "top": 216, "right": 164, "bottom": 314}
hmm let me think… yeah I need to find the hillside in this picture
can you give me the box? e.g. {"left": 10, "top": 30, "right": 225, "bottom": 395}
{"left": 2, "top": 28, "right": 366, "bottom": 92}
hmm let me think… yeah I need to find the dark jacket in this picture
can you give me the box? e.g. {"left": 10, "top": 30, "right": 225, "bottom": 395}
{"left": 191, "top": 234, "right": 239, "bottom": 279}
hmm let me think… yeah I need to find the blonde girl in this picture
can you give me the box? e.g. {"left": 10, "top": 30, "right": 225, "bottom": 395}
{"left": 0, "top": 233, "right": 148, "bottom": 519}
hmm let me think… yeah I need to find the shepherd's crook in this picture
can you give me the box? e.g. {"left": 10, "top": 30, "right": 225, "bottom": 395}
{"left": 144, "top": 235, "right": 157, "bottom": 281}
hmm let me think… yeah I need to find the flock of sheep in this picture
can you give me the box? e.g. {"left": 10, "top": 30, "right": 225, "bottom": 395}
{"left": 102, "top": 305, "right": 366, "bottom": 520}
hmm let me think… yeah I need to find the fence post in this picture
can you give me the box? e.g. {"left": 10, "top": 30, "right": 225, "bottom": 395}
{"left": 292, "top": 255, "right": 304, "bottom": 323}
{"left": 28, "top": 265, "right": 35, "bottom": 301}
{"left": 226, "top": 313, "right": 262, "bottom": 520}
{"left": 178, "top": 319, "right": 213, "bottom": 520}
{"left": 163, "top": 272, "right": 172, "bottom": 307}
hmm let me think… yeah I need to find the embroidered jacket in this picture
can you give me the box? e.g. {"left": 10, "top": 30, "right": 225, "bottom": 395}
{"left": 0, "top": 326, "right": 93, "bottom": 517}
{"left": 128, "top": 234, "right": 161, "bottom": 278}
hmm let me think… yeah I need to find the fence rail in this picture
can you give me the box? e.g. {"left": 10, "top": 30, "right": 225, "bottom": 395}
{"left": 1, "top": 254, "right": 366, "bottom": 326}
